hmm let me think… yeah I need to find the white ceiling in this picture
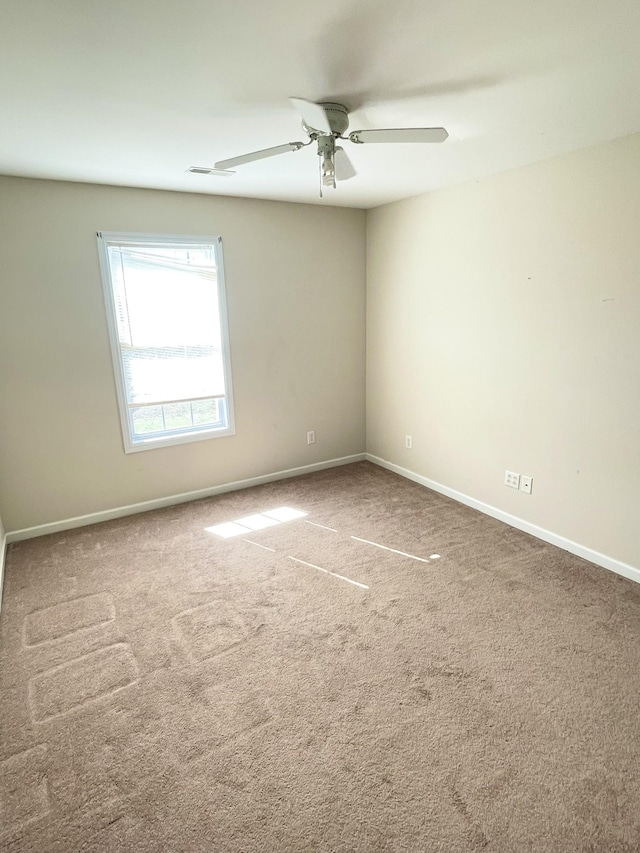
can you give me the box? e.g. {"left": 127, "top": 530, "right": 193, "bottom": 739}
{"left": 1, "top": 0, "right": 640, "bottom": 209}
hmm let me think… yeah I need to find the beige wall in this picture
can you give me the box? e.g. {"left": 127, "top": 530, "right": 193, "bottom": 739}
{"left": 0, "top": 177, "right": 366, "bottom": 531}
{"left": 2, "top": 134, "right": 639, "bottom": 567}
{"left": 367, "top": 133, "right": 640, "bottom": 568}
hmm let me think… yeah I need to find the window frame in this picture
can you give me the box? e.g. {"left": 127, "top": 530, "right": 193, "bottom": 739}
{"left": 96, "top": 231, "right": 236, "bottom": 453}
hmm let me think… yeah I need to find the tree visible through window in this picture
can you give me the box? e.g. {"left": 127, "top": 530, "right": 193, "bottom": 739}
{"left": 97, "top": 232, "right": 235, "bottom": 452}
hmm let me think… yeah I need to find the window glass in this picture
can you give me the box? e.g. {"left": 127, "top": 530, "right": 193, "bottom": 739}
{"left": 97, "top": 233, "right": 235, "bottom": 452}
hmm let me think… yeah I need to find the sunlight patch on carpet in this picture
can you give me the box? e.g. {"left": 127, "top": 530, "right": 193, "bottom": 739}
{"left": 351, "top": 536, "right": 430, "bottom": 563}
{"left": 304, "top": 520, "right": 338, "bottom": 532}
{"left": 288, "top": 556, "right": 369, "bottom": 590}
{"left": 206, "top": 521, "right": 253, "bottom": 539}
{"left": 262, "top": 507, "right": 307, "bottom": 522}
{"left": 241, "top": 539, "right": 276, "bottom": 552}
{"left": 236, "top": 513, "right": 280, "bottom": 530}
{"left": 206, "top": 507, "right": 308, "bottom": 538}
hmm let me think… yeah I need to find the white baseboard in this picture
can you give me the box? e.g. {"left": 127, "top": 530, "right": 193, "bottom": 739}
{"left": 7, "top": 451, "right": 637, "bottom": 589}
{"left": 6, "top": 453, "right": 366, "bottom": 544}
{"left": 366, "top": 454, "right": 640, "bottom": 586}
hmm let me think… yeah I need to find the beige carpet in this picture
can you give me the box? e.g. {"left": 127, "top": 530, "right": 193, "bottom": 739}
{"left": 2, "top": 461, "right": 640, "bottom": 852}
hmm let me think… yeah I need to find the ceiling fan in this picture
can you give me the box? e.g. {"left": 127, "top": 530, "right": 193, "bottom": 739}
{"left": 191, "top": 98, "right": 448, "bottom": 195}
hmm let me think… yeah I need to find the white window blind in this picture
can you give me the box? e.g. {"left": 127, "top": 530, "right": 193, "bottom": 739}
{"left": 97, "top": 232, "right": 235, "bottom": 452}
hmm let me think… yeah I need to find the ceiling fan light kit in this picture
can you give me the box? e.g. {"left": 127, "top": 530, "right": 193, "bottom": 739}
{"left": 318, "top": 135, "right": 337, "bottom": 191}
{"left": 204, "top": 98, "right": 448, "bottom": 196}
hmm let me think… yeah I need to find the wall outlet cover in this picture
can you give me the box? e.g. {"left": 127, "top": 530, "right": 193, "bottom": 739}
{"left": 520, "top": 475, "right": 533, "bottom": 494}
{"left": 504, "top": 470, "right": 520, "bottom": 489}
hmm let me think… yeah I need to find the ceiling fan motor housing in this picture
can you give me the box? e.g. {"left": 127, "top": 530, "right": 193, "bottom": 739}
{"left": 309, "top": 102, "right": 350, "bottom": 136}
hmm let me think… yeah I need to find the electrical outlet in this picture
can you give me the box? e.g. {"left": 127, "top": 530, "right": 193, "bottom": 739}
{"left": 405, "top": 435, "right": 412, "bottom": 449}
{"left": 307, "top": 430, "right": 316, "bottom": 445}
{"left": 520, "top": 475, "right": 533, "bottom": 494}
{"left": 504, "top": 470, "right": 520, "bottom": 489}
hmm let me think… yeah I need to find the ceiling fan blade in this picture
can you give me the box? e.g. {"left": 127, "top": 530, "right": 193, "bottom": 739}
{"left": 335, "top": 147, "right": 356, "bottom": 181}
{"left": 289, "top": 97, "right": 332, "bottom": 133}
{"left": 215, "top": 141, "right": 305, "bottom": 170}
{"left": 187, "top": 166, "right": 235, "bottom": 176}
{"left": 349, "top": 127, "right": 449, "bottom": 144}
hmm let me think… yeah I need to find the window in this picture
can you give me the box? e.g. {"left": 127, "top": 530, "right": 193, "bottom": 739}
{"left": 97, "top": 232, "right": 235, "bottom": 452}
